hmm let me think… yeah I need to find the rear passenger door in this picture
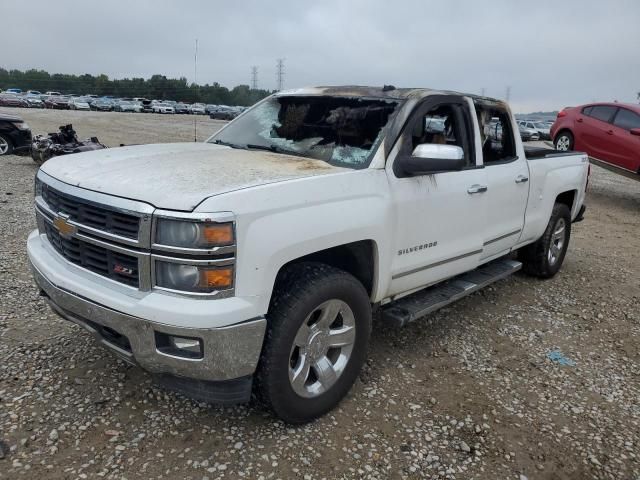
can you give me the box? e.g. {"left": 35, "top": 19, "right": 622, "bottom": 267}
{"left": 579, "top": 105, "right": 618, "bottom": 159}
{"left": 475, "top": 102, "right": 529, "bottom": 260}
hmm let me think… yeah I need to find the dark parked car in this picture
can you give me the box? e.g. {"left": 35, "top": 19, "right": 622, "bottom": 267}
{"left": 0, "top": 113, "right": 32, "bottom": 156}
{"left": 209, "top": 106, "right": 240, "bottom": 120}
{"left": 552, "top": 102, "right": 640, "bottom": 174}
{"left": 44, "top": 96, "right": 71, "bottom": 109}
{"left": 91, "top": 99, "right": 114, "bottom": 111}
{"left": 0, "top": 94, "right": 29, "bottom": 108}
{"left": 174, "top": 103, "right": 190, "bottom": 114}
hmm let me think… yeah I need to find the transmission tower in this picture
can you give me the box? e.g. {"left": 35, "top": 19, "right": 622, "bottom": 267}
{"left": 276, "top": 58, "right": 285, "bottom": 91}
{"left": 251, "top": 66, "right": 258, "bottom": 90}
{"left": 505, "top": 86, "right": 511, "bottom": 102}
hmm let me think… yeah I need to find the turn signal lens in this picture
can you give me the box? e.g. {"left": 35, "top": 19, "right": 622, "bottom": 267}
{"left": 202, "top": 224, "right": 234, "bottom": 245}
{"left": 200, "top": 267, "right": 233, "bottom": 289}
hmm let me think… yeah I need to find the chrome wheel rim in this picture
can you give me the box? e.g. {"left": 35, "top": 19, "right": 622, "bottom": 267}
{"left": 556, "top": 136, "right": 570, "bottom": 151}
{"left": 0, "top": 137, "right": 8, "bottom": 155}
{"left": 289, "top": 299, "right": 356, "bottom": 398}
{"left": 548, "top": 218, "right": 566, "bottom": 265}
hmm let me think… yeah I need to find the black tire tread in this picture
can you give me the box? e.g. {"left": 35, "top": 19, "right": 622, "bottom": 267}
{"left": 519, "top": 203, "right": 571, "bottom": 278}
{"left": 0, "top": 134, "right": 14, "bottom": 156}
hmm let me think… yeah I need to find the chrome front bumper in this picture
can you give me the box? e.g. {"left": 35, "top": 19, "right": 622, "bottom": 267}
{"left": 31, "top": 262, "right": 266, "bottom": 383}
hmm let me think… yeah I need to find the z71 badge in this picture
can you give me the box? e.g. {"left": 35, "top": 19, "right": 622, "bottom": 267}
{"left": 398, "top": 241, "right": 437, "bottom": 256}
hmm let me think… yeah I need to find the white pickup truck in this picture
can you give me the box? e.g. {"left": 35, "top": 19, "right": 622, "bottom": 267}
{"left": 28, "top": 86, "right": 588, "bottom": 423}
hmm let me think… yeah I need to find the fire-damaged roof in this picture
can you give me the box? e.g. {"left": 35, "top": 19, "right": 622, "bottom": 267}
{"left": 275, "top": 85, "right": 505, "bottom": 105}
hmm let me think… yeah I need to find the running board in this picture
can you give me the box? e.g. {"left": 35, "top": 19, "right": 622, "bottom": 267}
{"left": 381, "top": 258, "right": 522, "bottom": 328}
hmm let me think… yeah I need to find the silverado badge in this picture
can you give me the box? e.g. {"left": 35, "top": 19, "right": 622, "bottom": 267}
{"left": 52, "top": 214, "right": 77, "bottom": 238}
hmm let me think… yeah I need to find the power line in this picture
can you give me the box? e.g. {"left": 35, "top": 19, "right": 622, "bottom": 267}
{"left": 251, "top": 66, "right": 258, "bottom": 90}
{"left": 276, "top": 58, "right": 285, "bottom": 91}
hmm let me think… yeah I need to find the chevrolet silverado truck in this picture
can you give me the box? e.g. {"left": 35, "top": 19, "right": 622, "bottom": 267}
{"left": 28, "top": 86, "right": 588, "bottom": 423}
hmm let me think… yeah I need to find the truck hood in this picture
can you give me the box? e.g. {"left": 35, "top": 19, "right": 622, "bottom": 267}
{"left": 40, "top": 143, "right": 349, "bottom": 211}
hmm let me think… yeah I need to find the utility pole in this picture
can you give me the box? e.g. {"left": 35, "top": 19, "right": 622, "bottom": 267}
{"left": 505, "top": 86, "right": 511, "bottom": 103}
{"left": 193, "top": 38, "right": 198, "bottom": 142}
{"left": 251, "top": 66, "right": 258, "bottom": 90}
{"left": 276, "top": 58, "right": 285, "bottom": 91}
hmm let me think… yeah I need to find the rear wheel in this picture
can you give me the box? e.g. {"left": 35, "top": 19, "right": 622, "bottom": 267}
{"left": 554, "top": 131, "right": 574, "bottom": 151}
{"left": 256, "top": 262, "right": 371, "bottom": 424}
{"left": 0, "top": 135, "right": 13, "bottom": 156}
{"left": 519, "top": 203, "right": 571, "bottom": 278}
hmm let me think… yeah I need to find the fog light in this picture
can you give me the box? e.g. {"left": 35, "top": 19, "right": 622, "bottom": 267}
{"left": 155, "top": 332, "right": 203, "bottom": 359}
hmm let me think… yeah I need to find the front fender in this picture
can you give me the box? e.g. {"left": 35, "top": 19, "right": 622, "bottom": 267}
{"left": 196, "top": 169, "right": 392, "bottom": 314}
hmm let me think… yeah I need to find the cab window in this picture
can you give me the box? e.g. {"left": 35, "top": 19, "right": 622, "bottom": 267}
{"left": 474, "top": 102, "right": 516, "bottom": 164}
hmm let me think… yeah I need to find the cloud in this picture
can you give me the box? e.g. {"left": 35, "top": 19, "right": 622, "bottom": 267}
{"left": 2, "top": 0, "right": 638, "bottom": 112}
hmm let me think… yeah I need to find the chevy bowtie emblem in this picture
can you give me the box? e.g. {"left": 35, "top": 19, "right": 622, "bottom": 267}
{"left": 53, "top": 214, "right": 77, "bottom": 238}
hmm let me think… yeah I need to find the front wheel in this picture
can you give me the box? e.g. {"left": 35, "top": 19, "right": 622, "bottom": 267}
{"left": 256, "top": 262, "right": 371, "bottom": 424}
{"left": 0, "top": 134, "right": 13, "bottom": 156}
{"left": 519, "top": 203, "right": 572, "bottom": 278}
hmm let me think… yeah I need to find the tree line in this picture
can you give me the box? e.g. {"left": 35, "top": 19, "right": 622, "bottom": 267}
{"left": 0, "top": 68, "right": 273, "bottom": 106}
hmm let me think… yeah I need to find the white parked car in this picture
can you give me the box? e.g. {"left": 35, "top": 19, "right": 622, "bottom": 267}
{"left": 190, "top": 103, "right": 206, "bottom": 115}
{"left": 28, "top": 86, "right": 588, "bottom": 424}
{"left": 68, "top": 98, "right": 91, "bottom": 111}
{"left": 115, "top": 100, "right": 143, "bottom": 113}
{"left": 152, "top": 102, "right": 175, "bottom": 114}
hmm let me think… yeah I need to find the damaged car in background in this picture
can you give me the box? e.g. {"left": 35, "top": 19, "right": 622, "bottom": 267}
{"left": 28, "top": 86, "right": 588, "bottom": 424}
{"left": 0, "top": 113, "right": 32, "bottom": 156}
{"left": 31, "top": 124, "right": 106, "bottom": 165}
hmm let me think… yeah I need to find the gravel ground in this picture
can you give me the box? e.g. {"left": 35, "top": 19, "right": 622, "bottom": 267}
{"left": 0, "top": 108, "right": 639, "bottom": 480}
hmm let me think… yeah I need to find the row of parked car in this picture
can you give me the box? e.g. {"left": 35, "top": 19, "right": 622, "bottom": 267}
{"left": 516, "top": 119, "right": 553, "bottom": 141}
{"left": 0, "top": 89, "right": 247, "bottom": 119}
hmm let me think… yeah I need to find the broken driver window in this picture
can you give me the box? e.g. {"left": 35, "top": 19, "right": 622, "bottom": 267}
{"left": 209, "top": 96, "right": 400, "bottom": 169}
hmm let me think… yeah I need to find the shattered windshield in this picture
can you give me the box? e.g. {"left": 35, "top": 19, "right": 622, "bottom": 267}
{"left": 208, "top": 95, "right": 400, "bottom": 169}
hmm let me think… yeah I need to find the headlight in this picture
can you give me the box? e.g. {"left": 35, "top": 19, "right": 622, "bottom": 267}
{"left": 155, "top": 219, "right": 234, "bottom": 248}
{"left": 14, "top": 122, "right": 30, "bottom": 131}
{"left": 34, "top": 176, "right": 43, "bottom": 197}
{"left": 155, "top": 261, "right": 234, "bottom": 293}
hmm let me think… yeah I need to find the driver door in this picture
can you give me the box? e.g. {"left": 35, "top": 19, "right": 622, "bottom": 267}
{"left": 385, "top": 96, "right": 487, "bottom": 297}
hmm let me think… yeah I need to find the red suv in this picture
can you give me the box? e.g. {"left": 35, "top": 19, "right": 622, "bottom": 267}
{"left": 551, "top": 103, "right": 640, "bottom": 174}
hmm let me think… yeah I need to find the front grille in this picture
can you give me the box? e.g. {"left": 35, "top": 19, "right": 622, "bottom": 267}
{"left": 41, "top": 184, "right": 140, "bottom": 239}
{"left": 45, "top": 222, "right": 139, "bottom": 288}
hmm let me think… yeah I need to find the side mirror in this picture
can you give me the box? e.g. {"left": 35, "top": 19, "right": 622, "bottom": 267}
{"left": 398, "top": 144, "right": 465, "bottom": 176}
{"left": 630, "top": 128, "right": 640, "bottom": 137}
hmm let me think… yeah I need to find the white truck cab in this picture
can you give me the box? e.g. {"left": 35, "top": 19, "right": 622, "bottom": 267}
{"left": 28, "top": 86, "right": 588, "bottom": 423}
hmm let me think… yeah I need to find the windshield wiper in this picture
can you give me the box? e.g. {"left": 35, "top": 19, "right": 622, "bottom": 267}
{"left": 245, "top": 143, "right": 303, "bottom": 157}
{"left": 212, "top": 139, "right": 241, "bottom": 148}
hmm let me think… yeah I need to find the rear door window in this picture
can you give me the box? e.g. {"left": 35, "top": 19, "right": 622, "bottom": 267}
{"left": 588, "top": 106, "right": 617, "bottom": 123}
{"left": 612, "top": 108, "right": 640, "bottom": 130}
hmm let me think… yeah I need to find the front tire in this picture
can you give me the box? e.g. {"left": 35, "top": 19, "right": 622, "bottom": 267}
{"left": 554, "top": 131, "right": 574, "bottom": 151}
{"left": 256, "top": 262, "right": 372, "bottom": 424}
{"left": 0, "top": 134, "right": 14, "bottom": 156}
{"left": 519, "top": 203, "right": 572, "bottom": 278}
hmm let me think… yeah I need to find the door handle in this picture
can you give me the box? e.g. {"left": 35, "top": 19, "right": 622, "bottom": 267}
{"left": 467, "top": 184, "right": 488, "bottom": 194}
{"left": 607, "top": 130, "right": 614, "bottom": 135}
{"left": 577, "top": 118, "right": 583, "bottom": 123}
{"left": 515, "top": 175, "right": 529, "bottom": 184}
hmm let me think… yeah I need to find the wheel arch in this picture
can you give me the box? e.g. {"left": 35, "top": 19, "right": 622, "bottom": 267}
{"left": 553, "top": 128, "right": 573, "bottom": 144}
{"left": 273, "top": 240, "right": 378, "bottom": 300}
{"left": 555, "top": 190, "right": 576, "bottom": 212}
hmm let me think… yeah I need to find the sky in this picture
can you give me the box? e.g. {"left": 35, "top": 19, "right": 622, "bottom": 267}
{"left": 1, "top": 0, "right": 639, "bottom": 113}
